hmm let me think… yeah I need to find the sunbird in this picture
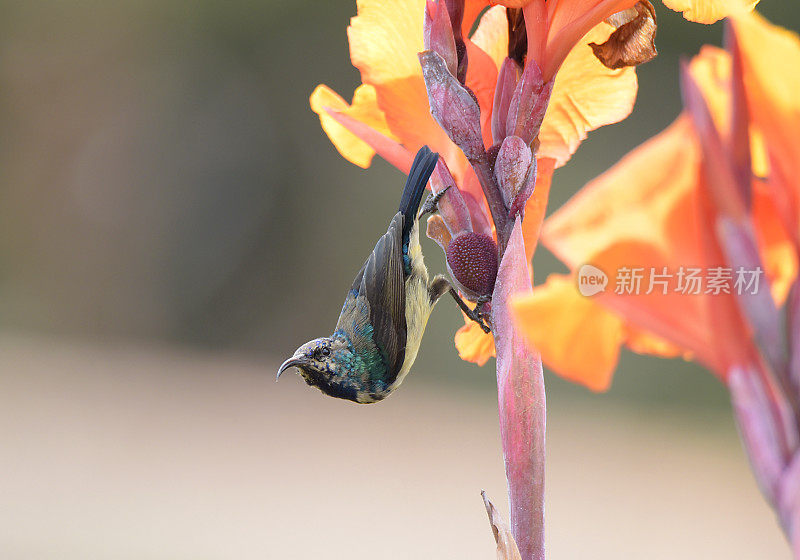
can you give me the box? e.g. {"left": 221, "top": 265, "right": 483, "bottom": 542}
{"left": 277, "top": 146, "right": 489, "bottom": 403}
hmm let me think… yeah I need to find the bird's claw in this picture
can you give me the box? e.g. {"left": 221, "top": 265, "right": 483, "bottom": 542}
{"left": 419, "top": 185, "right": 452, "bottom": 218}
{"left": 471, "top": 296, "right": 492, "bottom": 333}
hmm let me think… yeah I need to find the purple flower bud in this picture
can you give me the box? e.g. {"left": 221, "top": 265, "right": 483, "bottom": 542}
{"left": 430, "top": 159, "right": 473, "bottom": 235}
{"left": 424, "top": 0, "right": 458, "bottom": 78}
{"left": 446, "top": 231, "right": 498, "bottom": 297}
{"left": 729, "top": 366, "right": 787, "bottom": 505}
{"left": 718, "top": 217, "right": 788, "bottom": 382}
{"left": 506, "top": 59, "right": 553, "bottom": 146}
{"left": 495, "top": 135, "right": 536, "bottom": 217}
{"left": 442, "top": 0, "right": 468, "bottom": 83}
{"left": 492, "top": 58, "right": 521, "bottom": 144}
{"left": 788, "top": 279, "right": 800, "bottom": 393}
{"left": 419, "top": 50, "right": 485, "bottom": 161}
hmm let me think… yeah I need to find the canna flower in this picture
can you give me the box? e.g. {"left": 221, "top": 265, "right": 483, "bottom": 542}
{"left": 512, "top": 10, "right": 800, "bottom": 555}
{"left": 510, "top": 11, "right": 796, "bottom": 391}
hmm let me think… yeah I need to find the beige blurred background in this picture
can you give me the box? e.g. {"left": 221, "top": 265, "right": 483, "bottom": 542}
{"left": 0, "top": 1, "right": 798, "bottom": 558}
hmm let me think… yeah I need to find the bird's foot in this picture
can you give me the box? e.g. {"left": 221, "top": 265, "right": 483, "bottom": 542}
{"left": 474, "top": 295, "right": 492, "bottom": 321}
{"left": 419, "top": 185, "right": 452, "bottom": 218}
{"left": 449, "top": 288, "right": 491, "bottom": 333}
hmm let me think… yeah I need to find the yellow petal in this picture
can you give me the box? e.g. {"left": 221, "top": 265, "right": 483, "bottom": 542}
{"left": 538, "top": 22, "right": 638, "bottom": 167}
{"left": 309, "top": 84, "right": 398, "bottom": 168}
{"left": 347, "top": 0, "right": 470, "bottom": 180}
{"left": 470, "top": 5, "right": 510, "bottom": 70}
{"left": 662, "top": 0, "right": 759, "bottom": 24}
{"left": 348, "top": 0, "right": 425, "bottom": 91}
{"left": 511, "top": 274, "right": 624, "bottom": 391}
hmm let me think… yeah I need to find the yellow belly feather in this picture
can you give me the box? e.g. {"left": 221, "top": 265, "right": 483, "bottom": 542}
{"left": 390, "top": 219, "right": 436, "bottom": 391}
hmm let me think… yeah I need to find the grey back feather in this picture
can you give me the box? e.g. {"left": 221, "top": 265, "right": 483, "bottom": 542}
{"left": 336, "top": 212, "right": 407, "bottom": 379}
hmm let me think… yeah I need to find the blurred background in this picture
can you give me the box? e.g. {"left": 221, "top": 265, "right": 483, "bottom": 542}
{"left": 0, "top": 1, "right": 798, "bottom": 558}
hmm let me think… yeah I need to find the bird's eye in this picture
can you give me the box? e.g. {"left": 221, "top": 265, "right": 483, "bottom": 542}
{"left": 321, "top": 347, "right": 330, "bottom": 357}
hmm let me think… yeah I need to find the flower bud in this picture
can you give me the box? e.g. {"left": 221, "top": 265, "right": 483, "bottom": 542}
{"left": 419, "top": 50, "right": 485, "bottom": 161}
{"left": 443, "top": 0, "right": 468, "bottom": 83}
{"left": 506, "top": 59, "right": 553, "bottom": 145}
{"left": 424, "top": 0, "right": 458, "bottom": 77}
{"left": 430, "top": 159, "right": 473, "bottom": 235}
{"left": 492, "top": 58, "right": 521, "bottom": 144}
{"left": 495, "top": 135, "right": 535, "bottom": 216}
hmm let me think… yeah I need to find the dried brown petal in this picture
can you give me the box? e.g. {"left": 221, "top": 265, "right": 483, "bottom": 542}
{"left": 482, "top": 492, "right": 523, "bottom": 560}
{"left": 589, "top": 0, "right": 658, "bottom": 70}
{"left": 426, "top": 214, "right": 453, "bottom": 252}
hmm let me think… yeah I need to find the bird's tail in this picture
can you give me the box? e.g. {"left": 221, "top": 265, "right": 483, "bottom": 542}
{"left": 399, "top": 146, "right": 439, "bottom": 243}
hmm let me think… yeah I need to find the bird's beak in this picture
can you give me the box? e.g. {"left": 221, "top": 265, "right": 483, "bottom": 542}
{"left": 276, "top": 357, "right": 304, "bottom": 381}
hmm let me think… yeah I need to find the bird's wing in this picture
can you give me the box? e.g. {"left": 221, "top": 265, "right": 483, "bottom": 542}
{"left": 337, "top": 212, "right": 407, "bottom": 377}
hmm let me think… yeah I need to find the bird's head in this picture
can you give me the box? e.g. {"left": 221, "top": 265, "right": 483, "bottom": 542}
{"left": 277, "top": 337, "right": 360, "bottom": 401}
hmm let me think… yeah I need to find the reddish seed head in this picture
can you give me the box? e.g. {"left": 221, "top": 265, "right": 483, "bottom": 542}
{"left": 446, "top": 232, "right": 498, "bottom": 296}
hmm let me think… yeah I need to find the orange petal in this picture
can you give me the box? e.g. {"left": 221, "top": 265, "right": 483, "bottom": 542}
{"left": 468, "top": 5, "right": 508, "bottom": 149}
{"left": 686, "top": 45, "right": 737, "bottom": 134}
{"left": 687, "top": 39, "right": 798, "bottom": 304}
{"left": 543, "top": 116, "right": 699, "bottom": 270}
{"left": 511, "top": 274, "right": 624, "bottom": 392}
{"left": 464, "top": 0, "right": 492, "bottom": 36}
{"left": 491, "top": 0, "right": 533, "bottom": 6}
{"left": 465, "top": 39, "right": 499, "bottom": 149}
{"left": 624, "top": 326, "right": 686, "bottom": 358}
{"left": 733, "top": 12, "right": 800, "bottom": 240}
{"left": 537, "top": 22, "right": 638, "bottom": 167}
{"left": 753, "top": 179, "right": 799, "bottom": 305}
{"left": 348, "top": 0, "right": 470, "bottom": 181}
{"left": 542, "top": 116, "right": 724, "bottom": 370}
{"left": 455, "top": 315, "right": 496, "bottom": 365}
{"left": 309, "top": 84, "right": 399, "bottom": 168}
{"left": 662, "top": 0, "right": 759, "bottom": 24}
{"left": 521, "top": 157, "right": 555, "bottom": 264}
{"left": 543, "top": 0, "right": 638, "bottom": 79}
{"left": 687, "top": 45, "right": 774, "bottom": 200}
